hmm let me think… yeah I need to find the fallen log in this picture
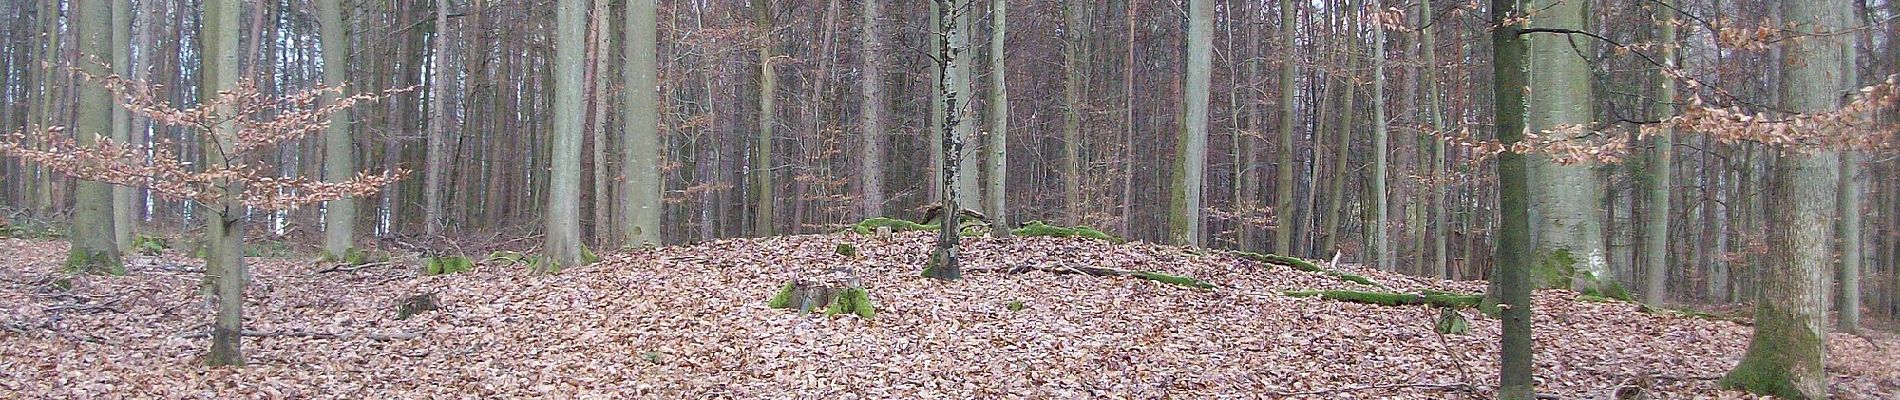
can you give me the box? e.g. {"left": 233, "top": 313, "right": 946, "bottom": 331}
{"left": 179, "top": 330, "right": 421, "bottom": 342}
{"left": 1284, "top": 289, "right": 1482, "bottom": 309}
{"left": 1007, "top": 263, "right": 1215, "bottom": 290}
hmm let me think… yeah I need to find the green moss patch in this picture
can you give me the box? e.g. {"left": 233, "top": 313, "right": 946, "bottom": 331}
{"left": 849, "top": 217, "right": 937, "bottom": 235}
{"left": 766, "top": 282, "right": 798, "bottom": 309}
{"left": 1284, "top": 290, "right": 1482, "bottom": 309}
{"left": 63, "top": 249, "right": 126, "bottom": 276}
{"left": 1010, "top": 221, "right": 1122, "bottom": 243}
{"left": 130, "top": 235, "right": 170, "bottom": 256}
{"left": 824, "top": 287, "right": 876, "bottom": 319}
{"left": 835, "top": 243, "right": 859, "bottom": 258}
{"left": 424, "top": 256, "right": 475, "bottom": 276}
{"left": 1131, "top": 271, "right": 1216, "bottom": 289}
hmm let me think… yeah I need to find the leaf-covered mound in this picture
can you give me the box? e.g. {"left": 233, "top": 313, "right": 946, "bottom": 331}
{"left": 1, "top": 235, "right": 1896, "bottom": 398}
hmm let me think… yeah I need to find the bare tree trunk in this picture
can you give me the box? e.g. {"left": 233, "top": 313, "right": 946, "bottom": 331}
{"left": 424, "top": 0, "right": 452, "bottom": 236}
{"left": 1419, "top": 0, "right": 1449, "bottom": 279}
{"left": 1489, "top": 1, "right": 1535, "bottom": 397}
{"left": 1722, "top": 0, "right": 1848, "bottom": 397}
{"left": 110, "top": 0, "right": 135, "bottom": 250}
{"left": 984, "top": 0, "right": 1009, "bottom": 238}
{"left": 201, "top": 0, "right": 246, "bottom": 367}
{"left": 1168, "top": 0, "right": 1211, "bottom": 247}
{"left": 1642, "top": 0, "right": 1677, "bottom": 303}
{"left": 69, "top": 0, "right": 123, "bottom": 275}
{"left": 545, "top": 0, "right": 588, "bottom": 271}
{"left": 1368, "top": 0, "right": 1390, "bottom": 271}
{"left": 1061, "top": 0, "right": 1087, "bottom": 226}
{"left": 751, "top": 0, "right": 775, "bottom": 237}
{"left": 623, "top": 0, "right": 662, "bottom": 247}
{"left": 1526, "top": 0, "right": 1610, "bottom": 294}
{"left": 856, "top": 0, "right": 886, "bottom": 219}
{"left": 1273, "top": 0, "right": 1297, "bottom": 256}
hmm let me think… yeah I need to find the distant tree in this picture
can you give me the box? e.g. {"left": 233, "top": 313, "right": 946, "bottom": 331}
{"left": 1059, "top": 0, "right": 1088, "bottom": 227}
{"left": 1273, "top": 0, "right": 1296, "bottom": 256}
{"left": 423, "top": 0, "right": 452, "bottom": 235}
{"left": 110, "top": 0, "right": 134, "bottom": 250}
{"left": 751, "top": 0, "right": 776, "bottom": 237}
{"left": 1368, "top": 0, "right": 1390, "bottom": 271}
{"left": 923, "top": 0, "right": 969, "bottom": 281}
{"left": 1641, "top": 0, "right": 1678, "bottom": 304}
{"left": 1168, "top": 0, "right": 1211, "bottom": 247}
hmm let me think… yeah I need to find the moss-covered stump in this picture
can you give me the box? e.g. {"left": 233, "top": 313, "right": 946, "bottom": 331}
{"left": 1231, "top": 251, "right": 1383, "bottom": 288}
{"left": 395, "top": 293, "right": 440, "bottom": 320}
{"left": 767, "top": 269, "right": 875, "bottom": 319}
{"left": 64, "top": 248, "right": 126, "bottom": 276}
{"left": 1284, "top": 290, "right": 1482, "bottom": 309}
{"left": 1011, "top": 221, "right": 1123, "bottom": 243}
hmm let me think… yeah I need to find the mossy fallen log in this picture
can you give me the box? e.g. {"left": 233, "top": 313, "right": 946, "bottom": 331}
{"left": 1009, "top": 264, "right": 1216, "bottom": 290}
{"left": 1011, "top": 221, "right": 1123, "bottom": 243}
{"left": 423, "top": 256, "right": 475, "bottom": 276}
{"left": 767, "top": 269, "right": 875, "bottom": 319}
{"left": 1231, "top": 251, "right": 1384, "bottom": 288}
{"left": 849, "top": 217, "right": 937, "bottom": 235}
{"left": 1283, "top": 289, "right": 1482, "bottom": 309}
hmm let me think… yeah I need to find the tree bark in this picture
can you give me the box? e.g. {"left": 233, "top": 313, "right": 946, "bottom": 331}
{"left": 69, "top": 0, "right": 124, "bottom": 275}
{"left": 623, "top": 0, "right": 663, "bottom": 248}
{"left": 423, "top": 0, "right": 451, "bottom": 236}
{"left": 317, "top": 0, "right": 357, "bottom": 259}
{"left": 545, "top": 0, "right": 588, "bottom": 271}
{"left": 1490, "top": 0, "right": 1536, "bottom": 397}
{"left": 200, "top": 0, "right": 245, "bottom": 367}
{"left": 1419, "top": 0, "right": 1449, "bottom": 279}
{"left": 984, "top": 0, "right": 1009, "bottom": 238}
{"left": 1526, "top": 0, "right": 1611, "bottom": 294}
{"left": 1721, "top": 0, "right": 1848, "bottom": 397}
{"left": 857, "top": 0, "right": 886, "bottom": 219}
{"left": 110, "top": 0, "right": 135, "bottom": 251}
{"left": 923, "top": 0, "right": 967, "bottom": 281}
{"left": 1273, "top": 0, "right": 1297, "bottom": 256}
{"left": 1061, "top": 0, "right": 1087, "bottom": 227}
{"left": 1642, "top": 0, "right": 1677, "bottom": 304}
{"left": 751, "top": 0, "right": 775, "bottom": 237}
{"left": 1168, "top": 0, "right": 1211, "bottom": 247}
{"left": 1368, "top": 0, "right": 1390, "bottom": 272}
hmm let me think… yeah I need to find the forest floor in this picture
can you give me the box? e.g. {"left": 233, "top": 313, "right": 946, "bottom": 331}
{"left": 1, "top": 233, "right": 1896, "bottom": 399}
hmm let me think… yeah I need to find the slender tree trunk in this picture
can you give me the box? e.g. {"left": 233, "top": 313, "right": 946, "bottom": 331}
{"left": 1419, "top": 0, "right": 1449, "bottom": 279}
{"left": 1322, "top": 0, "right": 1357, "bottom": 256}
{"left": 1838, "top": 153, "right": 1862, "bottom": 332}
{"left": 110, "top": 0, "right": 134, "bottom": 250}
{"left": 1368, "top": 0, "right": 1390, "bottom": 271}
{"left": 423, "top": 0, "right": 451, "bottom": 235}
{"left": 201, "top": 0, "right": 246, "bottom": 367}
{"left": 856, "top": 0, "right": 885, "bottom": 219}
{"left": 317, "top": 0, "right": 357, "bottom": 258}
{"left": 545, "top": 0, "right": 587, "bottom": 271}
{"left": 751, "top": 0, "right": 775, "bottom": 237}
{"left": 1643, "top": 0, "right": 1677, "bottom": 304}
{"left": 587, "top": 0, "right": 614, "bottom": 243}
{"left": 623, "top": 0, "right": 662, "bottom": 247}
{"left": 984, "top": 0, "right": 1009, "bottom": 237}
{"left": 1491, "top": 0, "right": 1535, "bottom": 397}
{"left": 953, "top": 0, "right": 980, "bottom": 209}
{"left": 1168, "top": 0, "right": 1212, "bottom": 247}
{"left": 33, "top": 0, "right": 60, "bottom": 217}
{"left": 1722, "top": 1, "right": 1848, "bottom": 397}
{"left": 1061, "top": 0, "right": 1087, "bottom": 227}
{"left": 68, "top": 0, "right": 123, "bottom": 275}
{"left": 1273, "top": 0, "right": 1297, "bottom": 256}
{"left": 923, "top": 0, "right": 966, "bottom": 281}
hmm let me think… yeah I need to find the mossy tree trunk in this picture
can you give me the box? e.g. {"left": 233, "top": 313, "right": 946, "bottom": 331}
{"left": 1721, "top": 1, "right": 1848, "bottom": 397}
{"left": 1526, "top": 0, "right": 1611, "bottom": 295}
{"left": 69, "top": 0, "right": 124, "bottom": 276}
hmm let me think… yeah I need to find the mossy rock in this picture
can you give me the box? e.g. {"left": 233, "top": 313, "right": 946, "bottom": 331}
{"left": 1284, "top": 289, "right": 1482, "bottom": 309}
{"left": 1010, "top": 221, "right": 1123, "bottom": 243}
{"left": 485, "top": 251, "right": 532, "bottom": 266}
{"left": 835, "top": 243, "right": 859, "bottom": 258}
{"left": 423, "top": 256, "right": 475, "bottom": 276}
{"left": 1006, "top": 300, "right": 1028, "bottom": 312}
{"left": 849, "top": 217, "right": 937, "bottom": 235}
{"left": 63, "top": 249, "right": 126, "bottom": 276}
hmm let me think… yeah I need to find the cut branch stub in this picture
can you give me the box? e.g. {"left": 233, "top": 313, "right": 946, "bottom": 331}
{"left": 767, "top": 269, "right": 874, "bottom": 319}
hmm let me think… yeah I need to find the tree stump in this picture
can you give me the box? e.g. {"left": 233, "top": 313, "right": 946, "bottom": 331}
{"left": 767, "top": 268, "right": 874, "bottom": 319}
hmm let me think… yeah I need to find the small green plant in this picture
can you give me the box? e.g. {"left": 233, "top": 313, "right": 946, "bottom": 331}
{"left": 423, "top": 256, "right": 475, "bottom": 276}
{"left": 1434, "top": 307, "right": 1471, "bottom": 335}
{"left": 1006, "top": 300, "right": 1028, "bottom": 312}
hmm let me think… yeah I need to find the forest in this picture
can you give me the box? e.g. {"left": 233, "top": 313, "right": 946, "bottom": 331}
{"left": 0, "top": 0, "right": 1897, "bottom": 398}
